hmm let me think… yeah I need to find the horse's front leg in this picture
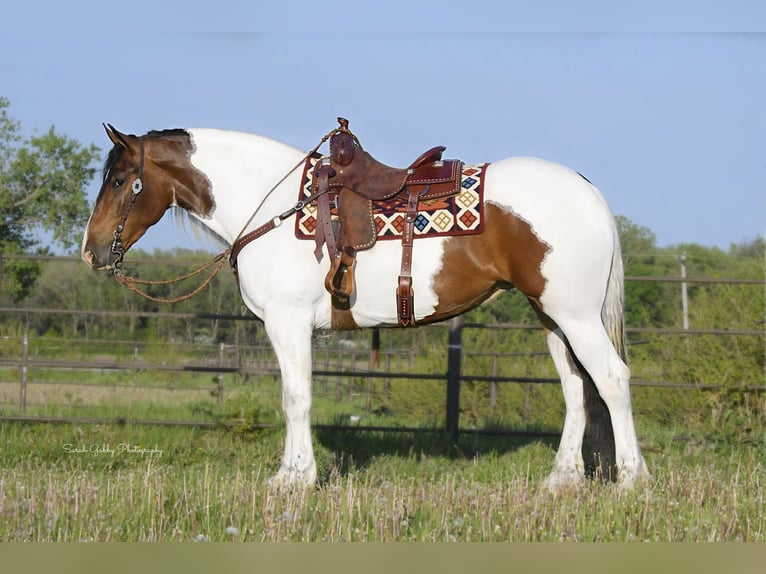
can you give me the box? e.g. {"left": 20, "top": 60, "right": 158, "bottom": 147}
{"left": 263, "top": 307, "right": 317, "bottom": 487}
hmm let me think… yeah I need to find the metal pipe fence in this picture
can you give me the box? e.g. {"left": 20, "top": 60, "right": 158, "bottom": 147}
{"left": 0, "top": 254, "right": 763, "bottom": 438}
{"left": 0, "top": 318, "right": 763, "bottom": 437}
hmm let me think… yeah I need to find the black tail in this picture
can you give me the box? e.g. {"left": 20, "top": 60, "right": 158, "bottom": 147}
{"left": 582, "top": 366, "right": 617, "bottom": 481}
{"left": 582, "top": 222, "right": 627, "bottom": 481}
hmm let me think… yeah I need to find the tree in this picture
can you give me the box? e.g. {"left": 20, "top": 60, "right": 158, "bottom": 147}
{"left": 0, "top": 97, "right": 100, "bottom": 301}
{"left": 616, "top": 215, "right": 678, "bottom": 327}
{"left": 0, "top": 97, "right": 101, "bottom": 251}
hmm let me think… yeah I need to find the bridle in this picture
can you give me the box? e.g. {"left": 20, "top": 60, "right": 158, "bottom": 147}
{"left": 106, "top": 137, "right": 230, "bottom": 304}
{"left": 110, "top": 138, "right": 145, "bottom": 276}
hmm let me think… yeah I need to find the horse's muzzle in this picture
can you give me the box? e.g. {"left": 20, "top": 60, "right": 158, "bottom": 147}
{"left": 81, "top": 244, "right": 115, "bottom": 271}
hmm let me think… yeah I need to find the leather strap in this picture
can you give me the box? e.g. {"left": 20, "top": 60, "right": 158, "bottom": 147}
{"left": 229, "top": 218, "right": 278, "bottom": 270}
{"left": 396, "top": 185, "right": 427, "bottom": 327}
{"left": 314, "top": 164, "right": 338, "bottom": 262}
{"left": 230, "top": 161, "right": 336, "bottom": 270}
{"left": 110, "top": 139, "right": 146, "bottom": 275}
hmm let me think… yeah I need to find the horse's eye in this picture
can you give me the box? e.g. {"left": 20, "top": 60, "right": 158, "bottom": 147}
{"left": 112, "top": 178, "right": 125, "bottom": 189}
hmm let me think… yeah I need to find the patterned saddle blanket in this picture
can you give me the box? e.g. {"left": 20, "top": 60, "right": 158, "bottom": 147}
{"left": 295, "top": 155, "right": 489, "bottom": 243}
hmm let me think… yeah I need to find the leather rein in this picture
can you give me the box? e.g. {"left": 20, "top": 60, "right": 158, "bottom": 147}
{"left": 111, "top": 124, "right": 357, "bottom": 303}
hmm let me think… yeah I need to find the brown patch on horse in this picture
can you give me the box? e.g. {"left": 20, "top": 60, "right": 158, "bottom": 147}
{"left": 422, "top": 202, "right": 551, "bottom": 323}
{"left": 144, "top": 130, "right": 214, "bottom": 218}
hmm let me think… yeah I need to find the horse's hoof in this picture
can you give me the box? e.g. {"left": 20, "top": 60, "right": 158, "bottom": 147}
{"left": 616, "top": 467, "right": 652, "bottom": 493}
{"left": 543, "top": 469, "right": 585, "bottom": 493}
{"left": 267, "top": 465, "right": 317, "bottom": 490}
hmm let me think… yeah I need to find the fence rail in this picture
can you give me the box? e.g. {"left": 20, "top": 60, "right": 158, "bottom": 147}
{"left": 2, "top": 309, "right": 762, "bottom": 337}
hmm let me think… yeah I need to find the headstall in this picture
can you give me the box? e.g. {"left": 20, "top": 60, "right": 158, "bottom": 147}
{"left": 110, "top": 139, "right": 145, "bottom": 275}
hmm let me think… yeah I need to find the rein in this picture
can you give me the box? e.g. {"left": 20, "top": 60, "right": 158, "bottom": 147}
{"left": 114, "top": 251, "right": 230, "bottom": 303}
{"left": 112, "top": 120, "right": 360, "bottom": 304}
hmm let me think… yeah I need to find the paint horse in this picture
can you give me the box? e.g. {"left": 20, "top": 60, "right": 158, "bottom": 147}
{"left": 81, "top": 122, "right": 648, "bottom": 489}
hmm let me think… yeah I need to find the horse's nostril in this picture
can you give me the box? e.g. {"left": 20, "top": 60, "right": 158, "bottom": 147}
{"left": 82, "top": 249, "right": 95, "bottom": 266}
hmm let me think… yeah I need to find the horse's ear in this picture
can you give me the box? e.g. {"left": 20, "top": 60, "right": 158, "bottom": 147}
{"left": 104, "top": 123, "right": 121, "bottom": 146}
{"left": 103, "top": 124, "right": 136, "bottom": 151}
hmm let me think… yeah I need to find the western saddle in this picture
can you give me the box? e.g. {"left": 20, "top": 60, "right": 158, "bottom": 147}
{"left": 313, "top": 118, "right": 463, "bottom": 326}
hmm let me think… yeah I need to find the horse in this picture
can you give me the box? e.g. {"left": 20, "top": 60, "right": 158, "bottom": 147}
{"left": 81, "top": 123, "right": 649, "bottom": 490}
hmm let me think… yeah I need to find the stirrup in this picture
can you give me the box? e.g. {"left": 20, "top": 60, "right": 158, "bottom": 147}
{"left": 325, "top": 246, "right": 357, "bottom": 302}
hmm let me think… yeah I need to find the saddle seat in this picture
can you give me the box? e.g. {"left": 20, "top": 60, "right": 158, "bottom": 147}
{"left": 327, "top": 125, "right": 450, "bottom": 201}
{"left": 313, "top": 118, "right": 463, "bottom": 326}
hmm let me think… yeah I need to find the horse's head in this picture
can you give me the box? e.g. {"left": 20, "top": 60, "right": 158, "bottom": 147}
{"left": 81, "top": 125, "right": 213, "bottom": 271}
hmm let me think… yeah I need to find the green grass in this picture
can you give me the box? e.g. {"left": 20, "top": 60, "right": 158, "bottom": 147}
{"left": 0, "top": 421, "right": 762, "bottom": 542}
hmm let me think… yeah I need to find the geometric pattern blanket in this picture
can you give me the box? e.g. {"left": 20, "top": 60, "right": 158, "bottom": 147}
{"left": 295, "top": 155, "right": 489, "bottom": 242}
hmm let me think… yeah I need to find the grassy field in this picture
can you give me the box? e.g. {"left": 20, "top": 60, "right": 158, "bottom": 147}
{"left": 0, "top": 420, "right": 762, "bottom": 542}
{"left": 1, "top": 322, "right": 763, "bottom": 542}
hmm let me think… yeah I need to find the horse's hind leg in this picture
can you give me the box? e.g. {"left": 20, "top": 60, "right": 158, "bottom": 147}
{"left": 540, "top": 324, "right": 587, "bottom": 490}
{"left": 263, "top": 306, "right": 317, "bottom": 487}
{"left": 552, "top": 316, "right": 648, "bottom": 488}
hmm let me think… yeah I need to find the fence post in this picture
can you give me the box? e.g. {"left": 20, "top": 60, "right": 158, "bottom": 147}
{"left": 680, "top": 254, "right": 690, "bottom": 330}
{"left": 370, "top": 328, "right": 380, "bottom": 369}
{"left": 446, "top": 316, "right": 462, "bottom": 443}
{"left": 490, "top": 354, "right": 498, "bottom": 414}
{"left": 217, "top": 343, "right": 225, "bottom": 407}
{"left": 20, "top": 330, "right": 28, "bottom": 412}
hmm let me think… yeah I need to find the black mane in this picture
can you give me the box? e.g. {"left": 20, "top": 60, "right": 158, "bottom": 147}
{"left": 102, "top": 143, "right": 124, "bottom": 181}
{"left": 146, "top": 128, "right": 189, "bottom": 138}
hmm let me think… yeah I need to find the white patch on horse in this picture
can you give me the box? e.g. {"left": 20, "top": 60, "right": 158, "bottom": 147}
{"left": 349, "top": 237, "right": 448, "bottom": 327}
{"left": 483, "top": 157, "right": 613, "bottom": 302}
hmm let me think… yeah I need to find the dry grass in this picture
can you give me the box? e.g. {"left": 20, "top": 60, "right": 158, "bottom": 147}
{"left": 0, "top": 423, "right": 762, "bottom": 542}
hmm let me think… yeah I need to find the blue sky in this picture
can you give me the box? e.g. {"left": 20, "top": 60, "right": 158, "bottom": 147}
{"left": 2, "top": 1, "right": 764, "bottom": 253}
